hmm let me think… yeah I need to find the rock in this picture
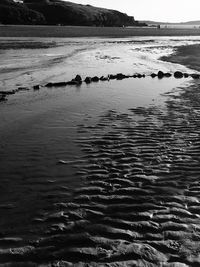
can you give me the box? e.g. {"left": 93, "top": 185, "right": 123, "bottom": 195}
{"left": 0, "top": 94, "right": 7, "bottom": 102}
{"left": 51, "top": 82, "right": 68, "bottom": 87}
{"left": 174, "top": 71, "right": 183, "bottom": 78}
{"left": 74, "top": 74, "right": 82, "bottom": 82}
{"left": 164, "top": 73, "right": 172, "bottom": 77}
{"left": 45, "top": 82, "right": 53, "bottom": 87}
{"left": 150, "top": 73, "right": 157, "bottom": 78}
{"left": 133, "top": 74, "right": 137, "bottom": 78}
{"left": 100, "top": 76, "right": 109, "bottom": 81}
{"left": 157, "top": 71, "right": 164, "bottom": 78}
{"left": 17, "top": 87, "right": 30, "bottom": 91}
{"left": 184, "top": 73, "right": 189, "bottom": 78}
{"left": 85, "top": 77, "right": 92, "bottom": 84}
{"left": 191, "top": 73, "right": 200, "bottom": 79}
{"left": 55, "top": 82, "right": 68, "bottom": 87}
{"left": 109, "top": 74, "right": 117, "bottom": 80}
{"left": 33, "top": 85, "right": 40, "bottom": 90}
{"left": 91, "top": 76, "right": 100, "bottom": 82}
{"left": 71, "top": 78, "right": 82, "bottom": 85}
{"left": 137, "top": 74, "right": 142, "bottom": 78}
{"left": 67, "top": 80, "right": 80, "bottom": 85}
{"left": 142, "top": 74, "right": 146, "bottom": 78}
{"left": 116, "top": 73, "right": 126, "bottom": 80}
{"left": 0, "top": 90, "right": 15, "bottom": 95}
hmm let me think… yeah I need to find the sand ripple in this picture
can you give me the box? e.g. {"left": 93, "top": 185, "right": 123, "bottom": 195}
{"left": 2, "top": 83, "right": 200, "bottom": 266}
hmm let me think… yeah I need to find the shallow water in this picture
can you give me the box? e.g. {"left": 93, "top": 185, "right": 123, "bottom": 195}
{"left": 0, "top": 36, "right": 200, "bottom": 90}
{"left": 0, "top": 36, "right": 200, "bottom": 265}
{"left": 0, "top": 76, "right": 192, "bottom": 237}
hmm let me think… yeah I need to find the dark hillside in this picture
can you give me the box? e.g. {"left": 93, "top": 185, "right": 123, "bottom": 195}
{"left": 0, "top": 0, "right": 46, "bottom": 24}
{"left": 0, "top": 0, "right": 146, "bottom": 26}
{"left": 24, "top": 0, "right": 144, "bottom": 26}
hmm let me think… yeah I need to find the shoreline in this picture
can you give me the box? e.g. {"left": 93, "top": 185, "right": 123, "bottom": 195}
{"left": 161, "top": 43, "right": 200, "bottom": 72}
{"left": 1, "top": 25, "right": 200, "bottom": 37}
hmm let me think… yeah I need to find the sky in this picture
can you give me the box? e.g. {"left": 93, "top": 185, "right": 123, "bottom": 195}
{"left": 68, "top": 0, "right": 200, "bottom": 23}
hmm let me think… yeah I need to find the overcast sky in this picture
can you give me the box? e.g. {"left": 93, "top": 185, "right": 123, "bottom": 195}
{"left": 69, "top": 0, "right": 200, "bottom": 22}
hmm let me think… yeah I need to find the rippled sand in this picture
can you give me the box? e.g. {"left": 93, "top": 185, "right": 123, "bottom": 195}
{"left": 1, "top": 77, "right": 200, "bottom": 266}
{"left": 1, "top": 36, "right": 200, "bottom": 266}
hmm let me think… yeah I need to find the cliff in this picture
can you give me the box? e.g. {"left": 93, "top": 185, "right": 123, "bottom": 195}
{"left": 24, "top": 0, "right": 140, "bottom": 26}
{"left": 1, "top": 0, "right": 145, "bottom": 27}
{"left": 0, "top": 0, "right": 46, "bottom": 24}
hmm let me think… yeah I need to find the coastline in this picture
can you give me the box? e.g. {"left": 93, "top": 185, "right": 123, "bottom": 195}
{"left": 1, "top": 25, "right": 200, "bottom": 37}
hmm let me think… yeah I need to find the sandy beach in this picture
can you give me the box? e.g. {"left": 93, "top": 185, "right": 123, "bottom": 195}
{"left": 1, "top": 25, "right": 200, "bottom": 37}
{"left": 1, "top": 34, "right": 200, "bottom": 266}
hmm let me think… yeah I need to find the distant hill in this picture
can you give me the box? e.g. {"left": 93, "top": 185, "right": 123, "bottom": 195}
{"left": 0, "top": 0, "right": 46, "bottom": 24}
{"left": 0, "top": 0, "right": 146, "bottom": 27}
{"left": 180, "top": 21, "right": 200, "bottom": 25}
{"left": 140, "top": 20, "right": 200, "bottom": 25}
{"left": 24, "top": 0, "right": 146, "bottom": 26}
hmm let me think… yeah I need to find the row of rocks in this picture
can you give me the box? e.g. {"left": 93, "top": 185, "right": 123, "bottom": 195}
{"left": 0, "top": 71, "right": 199, "bottom": 103}
{"left": 45, "top": 71, "right": 200, "bottom": 88}
{"left": 153, "top": 71, "right": 200, "bottom": 79}
{"left": 0, "top": 86, "right": 34, "bottom": 102}
{"left": 45, "top": 74, "right": 146, "bottom": 88}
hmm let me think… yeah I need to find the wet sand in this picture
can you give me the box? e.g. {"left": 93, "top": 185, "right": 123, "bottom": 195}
{"left": 1, "top": 37, "right": 200, "bottom": 266}
{"left": 162, "top": 43, "right": 200, "bottom": 71}
{"left": 1, "top": 25, "right": 200, "bottom": 38}
{"left": 1, "top": 77, "right": 200, "bottom": 266}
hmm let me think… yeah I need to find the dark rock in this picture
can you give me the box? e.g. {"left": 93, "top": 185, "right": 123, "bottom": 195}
{"left": 150, "top": 73, "right": 157, "bottom": 78}
{"left": 71, "top": 78, "right": 82, "bottom": 85}
{"left": 0, "top": 90, "right": 16, "bottom": 95}
{"left": 133, "top": 74, "right": 137, "bottom": 78}
{"left": 142, "top": 74, "right": 145, "bottom": 78}
{"left": 46, "top": 82, "right": 68, "bottom": 87}
{"left": 109, "top": 74, "right": 117, "bottom": 80}
{"left": 191, "top": 73, "right": 200, "bottom": 79}
{"left": 17, "top": 87, "right": 30, "bottom": 91}
{"left": 91, "top": 76, "right": 100, "bottom": 82}
{"left": 74, "top": 74, "right": 82, "bottom": 82}
{"left": 184, "top": 73, "right": 189, "bottom": 78}
{"left": 164, "top": 73, "right": 172, "bottom": 77}
{"left": 100, "top": 76, "right": 109, "bottom": 81}
{"left": 33, "top": 85, "right": 40, "bottom": 90}
{"left": 52, "top": 82, "right": 68, "bottom": 87}
{"left": 0, "top": 94, "right": 7, "bottom": 102}
{"left": 174, "top": 71, "right": 183, "bottom": 78}
{"left": 85, "top": 77, "right": 92, "bottom": 84}
{"left": 157, "top": 71, "right": 164, "bottom": 78}
{"left": 137, "top": 74, "right": 142, "bottom": 78}
{"left": 67, "top": 80, "right": 80, "bottom": 85}
{"left": 116, "top": 73, "right": 126, "bottom": 80}
{"left": 45, "top": 82, "right": 53, "bottom": 87}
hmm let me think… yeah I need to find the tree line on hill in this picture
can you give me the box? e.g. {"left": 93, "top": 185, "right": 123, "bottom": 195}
{"left": 0, "top": 0, "right": 147, "bottom": 27}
